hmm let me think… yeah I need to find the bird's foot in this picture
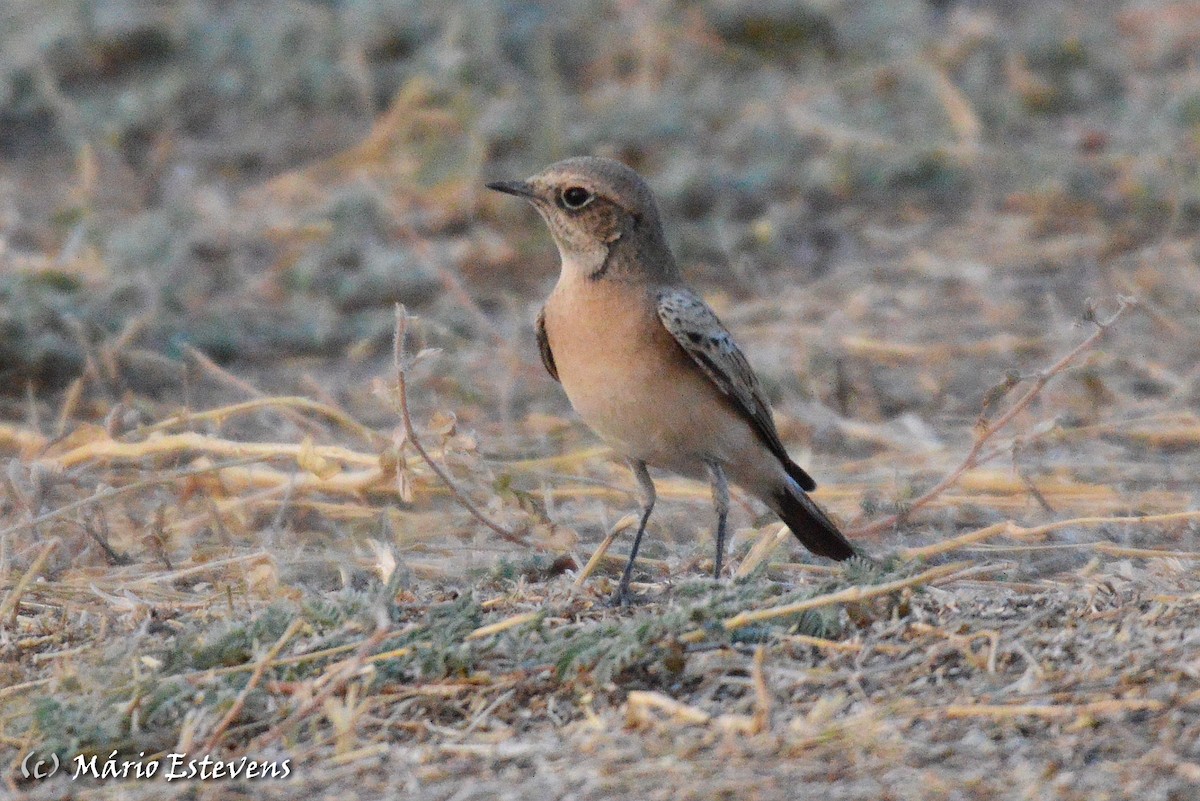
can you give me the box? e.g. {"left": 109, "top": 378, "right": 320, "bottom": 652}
{"left": 609, "top": 582, "right": 649, "bottom": 608}
{"left": 707, "top": 557, "right": 728, "bottom": 582}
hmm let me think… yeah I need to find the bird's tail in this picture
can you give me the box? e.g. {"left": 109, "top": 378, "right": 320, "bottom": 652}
{"left": 769, "top": 478, "right": 856, "bottom": 560}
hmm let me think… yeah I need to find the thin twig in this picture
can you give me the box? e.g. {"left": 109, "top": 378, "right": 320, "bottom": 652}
{"left": 182, "top": 344, "right": 329, "bottom": 439}
{"left": 679, "top": 561, "right": 971, "bottom": 644}
{"left": 0, "top": 456, "right": 266, "bottom": 540}
{"left": 574, "top": 514, "right": 638, "bottom": 586}
{"left": 852, "top": 300, "right": 1130, "bottom": 538}
{"left": 750, "top": 645, "right": 771, "bottom": 734}
{"left": 391, "top": 305, "right": 530, "bottom": 547}
{"left": 782, "top": 634, "right": 905, "bottom": 655}
{"left": 626, "top": 690, "right": 711, "bottom": 726}
{"left": 55, "top": 376, "right": 86, "bottom": 437}
{"left": 0, "top": 540, "right": 59, "bottom": 622}
{"left": 466, "top": 612, "right": 540, "bottom": 640}
{"left": 77, "top": 510, "right": 131, "bottom": 565}
{"left": 455, "top": 688, "right": 517, "bottom": 739}
{"left": 43, "top": 430, "right": 380, "bottom": 471}
{"left": 179, "top": 630, "right": 413, "bottom": 682}
{"left": 936, "top": 698, "right": 1162, "bottom": 720}
{"left": 900, "top": 509, "right": 1200, "bottom": 561}
{"left": 127, "top": 396, "right": 383, "bottom": 448}
{"left": 735, "top": 524, "right": 790, "bottom": 578}
{"left": 250, "top": 625, "right": 392, "bottom": 752}
{"left": 0, "top": 677, "right": 52, "bottom": 701}
{"left": 127, "top": 551, "right": 274, "bottom": 587}
{"left": 202, "top": 618, "right": 305, "bottom": 752}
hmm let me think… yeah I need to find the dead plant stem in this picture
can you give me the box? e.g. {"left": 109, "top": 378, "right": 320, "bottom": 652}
{"left": 392, "top": 305, "right": 529, "bottom": 547}
{"left": 852, "top": 301, "right": 1130, "bottom": 538}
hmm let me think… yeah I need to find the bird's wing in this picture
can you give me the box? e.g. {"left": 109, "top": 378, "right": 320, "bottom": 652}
{"left": 656, "top": 287, "right": 816, "bottom": 490}
{"left": 535, "top": 307, "right": 559, "bottom": 382}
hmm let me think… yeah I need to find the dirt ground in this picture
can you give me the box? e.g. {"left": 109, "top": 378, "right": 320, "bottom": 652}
{"left": 3, "top": 1, "right": 1200, "bottom": 799}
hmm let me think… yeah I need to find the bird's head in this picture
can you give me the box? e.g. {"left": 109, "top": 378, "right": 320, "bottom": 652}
{"left": 487, "top": 156, "right": 676, "bottom": 281}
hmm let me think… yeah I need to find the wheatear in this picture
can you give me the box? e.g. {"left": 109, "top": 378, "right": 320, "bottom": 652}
{"left": 488, "top": 157, "right": 857, "bottom": 603}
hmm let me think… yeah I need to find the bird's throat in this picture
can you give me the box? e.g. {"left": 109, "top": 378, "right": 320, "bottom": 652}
{"left": 557, "top": 244, "right": 611, "bottom": 283}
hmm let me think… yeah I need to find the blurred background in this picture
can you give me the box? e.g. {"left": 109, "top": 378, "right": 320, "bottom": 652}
{"left": 7, "top": 3, "right": 1200, "bottom": 796}
{"left": 2, "top": 0, "right": 1199, "bottom": 553}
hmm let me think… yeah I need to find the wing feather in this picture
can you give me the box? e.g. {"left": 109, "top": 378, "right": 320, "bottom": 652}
{"left": 656, "top": 288, "right": 816, "bottom": 490}
{"left": 535, "top": 308, "right": 559, "bottom": 383}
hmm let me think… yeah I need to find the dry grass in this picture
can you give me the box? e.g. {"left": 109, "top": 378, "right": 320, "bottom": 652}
{"left": 4, "top": 1, "right": 1200, "bottom": 799}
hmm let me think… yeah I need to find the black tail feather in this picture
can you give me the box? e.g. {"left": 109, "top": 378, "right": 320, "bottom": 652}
{"left": 771, "top": 480, "right": 856, "bottom": 560}
{"left": 783, "top": 457, "right": 817, "bottom": 492}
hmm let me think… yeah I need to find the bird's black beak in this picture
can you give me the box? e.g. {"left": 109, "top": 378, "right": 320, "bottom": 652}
{"left": 485, "top": 179, "right": 537, "bottom": 199}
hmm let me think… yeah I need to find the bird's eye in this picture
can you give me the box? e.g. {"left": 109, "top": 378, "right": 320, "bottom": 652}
{"left": 560, "top": 186, "right": 593, "bottom": 210}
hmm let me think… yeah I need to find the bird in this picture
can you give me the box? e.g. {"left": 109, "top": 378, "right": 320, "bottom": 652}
{"left": 487, "top": 156, "right": 857, "bottom": 603}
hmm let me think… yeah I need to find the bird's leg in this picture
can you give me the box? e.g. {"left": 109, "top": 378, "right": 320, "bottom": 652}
{"left": 616, "top": 460, "right": 656, "bottom": 606}
{"left": 705, "top": 461, "right": 730, "bottom": 579}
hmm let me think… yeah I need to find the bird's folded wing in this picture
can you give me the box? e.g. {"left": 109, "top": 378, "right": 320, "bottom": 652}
{"left": 655, "top": 287, "right": 798, "bottom": 473}
{"left": 535, "top": 307, "right": 559, "bottom": 382}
